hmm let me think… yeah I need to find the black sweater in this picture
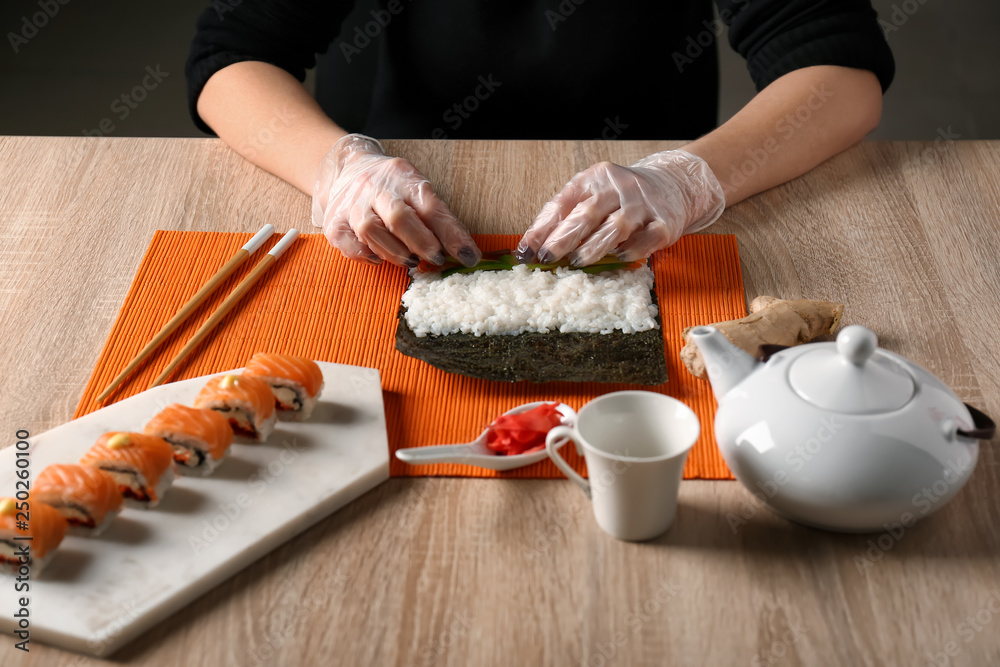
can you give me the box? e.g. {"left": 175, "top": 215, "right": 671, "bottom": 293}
{"left": 186, "top": 0, "right": 894, "bottom": 140}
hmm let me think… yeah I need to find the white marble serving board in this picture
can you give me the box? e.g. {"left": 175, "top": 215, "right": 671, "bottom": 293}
{"left": 0, "top": 362, "right": 389, "bottom": 656}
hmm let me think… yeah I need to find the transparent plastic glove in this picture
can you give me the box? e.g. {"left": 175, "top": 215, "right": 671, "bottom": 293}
{"left": 515, "top": 150, "right": 725, "bottom": 267}
{"left": 311, "top": 134, "right": 481, "bottom": 267}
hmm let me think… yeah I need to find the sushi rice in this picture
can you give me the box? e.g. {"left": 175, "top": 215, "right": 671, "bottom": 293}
{"left": 126, "top": 465, "right": 175, "bottom": 510}
{"left": 257, "top": 375, "right": 321, "bottom": 421}
{"left": 402, "top": 264, "right": 660, "bottom": 337}
{"left": 155, "top": 432, "right": 226, "bottom": 477}
{"left": 107, "top": 464, "right": 176, "bottom": 510}
{"left": 1, "top": 543, "right": 58, "bottom": 575}
{"left": 66, "top": 508, "right": 120, "bottom": 537}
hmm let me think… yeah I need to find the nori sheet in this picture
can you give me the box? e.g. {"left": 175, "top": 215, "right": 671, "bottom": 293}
{"left": 394, "top": 278, "right": 668, "bottom": 385}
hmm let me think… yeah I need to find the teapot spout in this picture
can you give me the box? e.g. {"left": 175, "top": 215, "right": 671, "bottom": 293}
{"left": 686, "top": 326, "right": 760, "bottom": 402}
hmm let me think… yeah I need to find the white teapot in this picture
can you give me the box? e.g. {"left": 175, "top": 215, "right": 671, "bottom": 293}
{"left": 686, "top": 324, "right": 995, "bottom": 532}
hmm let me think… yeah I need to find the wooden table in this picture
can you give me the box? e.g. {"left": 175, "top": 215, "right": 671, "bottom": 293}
{"left": 1, "top": 137, "right": 999, "bottom": 666}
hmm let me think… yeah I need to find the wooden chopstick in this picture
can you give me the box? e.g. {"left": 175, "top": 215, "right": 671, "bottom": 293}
{"left": 96, "top": 224, "right": 276, "bottom": 403}
{"left": 149, "top": 228, "right": 301, "bottom": 388}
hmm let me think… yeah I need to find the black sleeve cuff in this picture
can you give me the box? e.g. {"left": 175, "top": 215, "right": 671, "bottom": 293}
{"left": 719, "top": 0, "right": 895, "bottom": 93}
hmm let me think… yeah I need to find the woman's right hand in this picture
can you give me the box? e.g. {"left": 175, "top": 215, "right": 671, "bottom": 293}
{"left": 311, "top": 134, "right": 482, "bottom": 267}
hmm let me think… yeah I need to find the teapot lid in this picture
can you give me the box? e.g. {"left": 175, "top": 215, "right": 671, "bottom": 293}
{"left": 788, "top": 325, "right": 915, "bottom": 414}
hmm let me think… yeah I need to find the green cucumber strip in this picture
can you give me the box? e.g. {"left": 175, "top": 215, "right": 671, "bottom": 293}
{"left": 440, "top": 261, "right": 509, "bottom": 278}
{"left": 581, "top": 263, "right": 631, "bottom": 274}
{"left": 436, "top": 252, "right": 631, "bottom": 277}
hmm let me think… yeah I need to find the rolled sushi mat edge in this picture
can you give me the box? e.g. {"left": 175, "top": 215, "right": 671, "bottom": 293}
{"left": 73, "top": 231, "right": 743, "bottom": 480}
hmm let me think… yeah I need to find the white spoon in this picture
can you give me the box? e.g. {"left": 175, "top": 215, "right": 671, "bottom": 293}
{"left": 395, "top": 402, "right": 577, "bottom": 471}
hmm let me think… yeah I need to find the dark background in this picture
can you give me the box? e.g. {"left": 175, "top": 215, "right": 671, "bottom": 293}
{"left": 0, "top": 0, "right": 996, "bottom": 139}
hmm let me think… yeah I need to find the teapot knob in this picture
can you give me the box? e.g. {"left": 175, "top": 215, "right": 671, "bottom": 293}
{"left": 837, "top": 325, "right": 878, "bottom": 366}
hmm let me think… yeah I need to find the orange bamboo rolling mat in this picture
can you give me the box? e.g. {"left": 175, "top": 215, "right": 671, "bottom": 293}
{"left": 74, "top": 231, "right": 743, "bottom": 479}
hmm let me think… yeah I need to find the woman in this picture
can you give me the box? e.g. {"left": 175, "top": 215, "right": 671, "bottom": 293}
{"left": 186, "top": 0, "right": 893, "bottom": 268}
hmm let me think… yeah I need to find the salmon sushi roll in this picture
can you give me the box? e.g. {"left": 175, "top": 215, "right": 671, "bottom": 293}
{"left": 144, "top": 403, "right": 234, "bottom": 476}
{"left": 32, "top": 464, "right": 124, "bottom": 536}
{"left": 243, "top": 353, "right": 325, "bottom": 420}
{"left": 80, "top": 432, "right": 176, "bottom": 509}
{"left": 194, "top": 374, "right": 276, "bottom": 441}
{"left": 0, "top": 497, "right": 68, "bottom": 575}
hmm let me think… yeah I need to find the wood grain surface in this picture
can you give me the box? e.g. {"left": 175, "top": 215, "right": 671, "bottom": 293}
{"left": 1, "top": 137, "right": 999, "bottom": 666}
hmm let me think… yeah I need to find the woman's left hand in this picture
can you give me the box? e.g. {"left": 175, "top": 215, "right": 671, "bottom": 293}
{"left": 515, "top": 150, "right": 726, "bottom": 266}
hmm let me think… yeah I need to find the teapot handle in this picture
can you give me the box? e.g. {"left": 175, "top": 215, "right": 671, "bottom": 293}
{"left": 957, "top": 404, "right": 996, "bottom": 441}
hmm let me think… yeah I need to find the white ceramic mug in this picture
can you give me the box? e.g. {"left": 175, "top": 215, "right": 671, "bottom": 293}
{"left": 545, "top": 391, "right": 700, "bottom": 541}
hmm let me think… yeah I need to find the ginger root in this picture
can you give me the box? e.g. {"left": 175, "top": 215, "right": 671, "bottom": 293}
{"left": 680, "top": 296, "right": 845, "bottom": 379}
